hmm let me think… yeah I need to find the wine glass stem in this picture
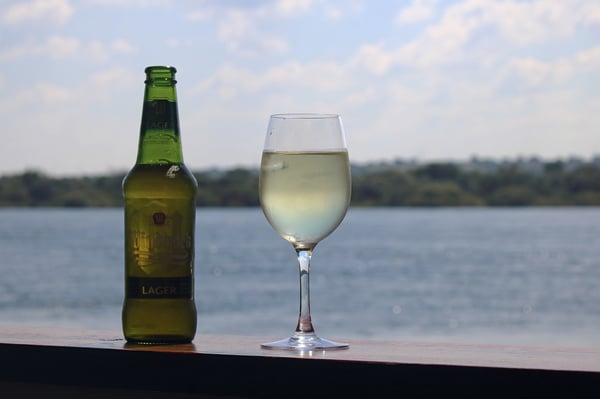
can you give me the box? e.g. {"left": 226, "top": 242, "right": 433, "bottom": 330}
{"left": 295, "top": 249, "right": 315, "bottom": 334}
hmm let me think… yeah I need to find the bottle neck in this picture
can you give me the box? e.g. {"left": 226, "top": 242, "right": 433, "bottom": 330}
{"left": 136, "top": 68, "right": 184, "bottom": 165}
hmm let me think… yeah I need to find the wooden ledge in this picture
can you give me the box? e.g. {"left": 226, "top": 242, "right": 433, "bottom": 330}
{"left": 1, "top": 326, "right": 599, "bottom": 397}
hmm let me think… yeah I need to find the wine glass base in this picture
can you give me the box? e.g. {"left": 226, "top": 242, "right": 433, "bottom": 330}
{"left": 261, "top": 333, "right": 349, "bottom": 351}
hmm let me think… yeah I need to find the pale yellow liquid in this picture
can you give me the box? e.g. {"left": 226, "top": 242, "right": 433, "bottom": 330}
{"left": 259, "top": 151, "right": 351, "bottom": 248}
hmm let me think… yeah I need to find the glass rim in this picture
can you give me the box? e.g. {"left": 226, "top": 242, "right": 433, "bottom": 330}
{"left": 270, "top": 113, "right": 340, "bottom": 120}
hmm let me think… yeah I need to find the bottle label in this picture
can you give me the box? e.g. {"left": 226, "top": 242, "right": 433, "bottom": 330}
{"left": 142, "top": 99, "right": 179, "bottom": 133}
{"left": 125, "top": 197, "right": 195, "bottom": 299}
{"left": 127, "top": 277, "right": 192, "bottom": 299}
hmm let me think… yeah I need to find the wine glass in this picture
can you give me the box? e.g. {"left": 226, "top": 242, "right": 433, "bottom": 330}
{"left": 259, "top": 113, "right": 352, "bottom": 351}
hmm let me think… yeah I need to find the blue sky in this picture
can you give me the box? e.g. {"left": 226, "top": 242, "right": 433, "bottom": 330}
{"left": 1, "top": 0, "right": 599, "bottom": 176}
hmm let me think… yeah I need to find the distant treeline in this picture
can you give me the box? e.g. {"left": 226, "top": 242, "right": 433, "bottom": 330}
{"left": 1, "top": 158, "right": 600, "bottom": 207}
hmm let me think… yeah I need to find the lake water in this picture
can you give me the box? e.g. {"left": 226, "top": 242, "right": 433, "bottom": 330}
{"left": 1, "top": 207, "right": 599, "bottom": 348}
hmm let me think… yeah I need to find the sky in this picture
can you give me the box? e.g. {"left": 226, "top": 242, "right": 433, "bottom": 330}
{"left": 0, "top": 0, "right": 599, "bottom": 176}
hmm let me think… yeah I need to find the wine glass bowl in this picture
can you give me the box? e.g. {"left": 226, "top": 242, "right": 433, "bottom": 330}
{"left": 259, "top": 113, "right": 351, "bottom": 351}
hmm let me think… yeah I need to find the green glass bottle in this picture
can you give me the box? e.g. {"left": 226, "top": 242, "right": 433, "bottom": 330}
{"left": 122, "top": 66, "right": 198, "bottom": 343}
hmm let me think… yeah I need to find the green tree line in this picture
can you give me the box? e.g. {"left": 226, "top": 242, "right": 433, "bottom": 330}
{"left": 1, "top": 160, "right": 600, "bottom": 207}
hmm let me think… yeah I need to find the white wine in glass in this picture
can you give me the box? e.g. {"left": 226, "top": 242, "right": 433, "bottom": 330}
{"left": 259, "top": 113, "right": 351, "bottom": 351}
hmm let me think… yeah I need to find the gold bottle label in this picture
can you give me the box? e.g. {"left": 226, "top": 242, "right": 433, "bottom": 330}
{"left": 125, "top": 198, "right": 194, "bottom": 299}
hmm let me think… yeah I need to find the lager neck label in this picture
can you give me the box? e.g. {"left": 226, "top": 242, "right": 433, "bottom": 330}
{"left": 136, "top": 99, "right": 184, "bottom": 163}
{"left": 141, "top": 99, "right": 179, "bottom": 133}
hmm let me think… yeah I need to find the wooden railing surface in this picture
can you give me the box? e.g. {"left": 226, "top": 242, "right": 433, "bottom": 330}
{"left": 1, "top": 326, "right": 599, "bottom": 397}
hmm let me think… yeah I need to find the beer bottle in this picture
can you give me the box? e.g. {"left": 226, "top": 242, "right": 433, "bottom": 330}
{"left": 122, "top": 66, "right": 198, "bottom": 343}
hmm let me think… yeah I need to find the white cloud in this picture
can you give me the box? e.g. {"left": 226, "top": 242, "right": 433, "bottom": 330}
{"left": 0, "top": 43, "right": 30, "bottom": 61}
{"left": 86, "top": 66, "right": 136, "bottom": 88}
{"left": 186, "top": 9, "right": 214, "bottom": 22}
{"left": 403, "top": 0, "right": 487, "bottom": 67}
{"left": 434, "top": 0, "right": 600, "bottom": 46}
{"left": 324, "top": 6, "right": 342, "bottom": 20}
{"left": 193, "top": 0, "right": 600, "bottom": 118}
{"left": 216, "top": 8, "right": 288, "bottom": 55}
{"left": 0, "top": 35, "right": 80, "bottom": 61}
{"left": 0, "top": 66, "right": 134, "bottom": 109}
{"left": 41, "top": 35, "right": 81, "bottom": 59}
{"left": 350, "top": 44, "right": 393, "bottom": 76}
{"left": 576, "top": 46, "right": 600, "bottom": 65}
{"left": 189, "top": 0, "right": 335, "bottom": 56}
{"left": 164, "top": 38, "right": 190, "bottom": 48}
{"left": 112, "top": 39, "right": 136, "bottom": 54}
{"left": 489, "top": 0, "right": 576, "bottom": 44}
{"left": 87, "top": 0, "right": 173, "bottom": 7}
{"left": 340, "top": 86, "right": 377, "bottom": 109}
{"left": 1, "top": 36, "right": 136, "bottom": 63}
{"left": 188, "top": 0, "right": 364, "bottom": 56}
{"left": 196, "top": 59, "right": 351, "bottom": 101}
{"left": 1, "top": 0, "right": 74, "bottom": 26}
{"left": 38, "top": 83, "right": 75, "bottom": 103}
{"left": 273, "top": 0, "right": 314, "bottom": 16}
{"left": 0, "top": 82, "right": 73, "bottom": 113}
{"left": 396, "top": 0, "right": 438, "bottom": 24}
{"left": 87, "top": 40, "right": 109, "bottom": 63}
{"left": 507, "top": 45, "right": 600, "bottom": 87}
{"left": 374, "top": 0, "right": 600, "bottom": 71}
{"left": 581, "top": 0, "right": 600, "bottom": 25}
{"left": 508, "top": 57, "right": 556, "bottom": 87}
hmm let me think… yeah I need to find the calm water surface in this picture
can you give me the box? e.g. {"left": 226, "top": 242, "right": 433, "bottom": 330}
{"left": 0, "top": 207, "right": 599, "bottom": 347}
